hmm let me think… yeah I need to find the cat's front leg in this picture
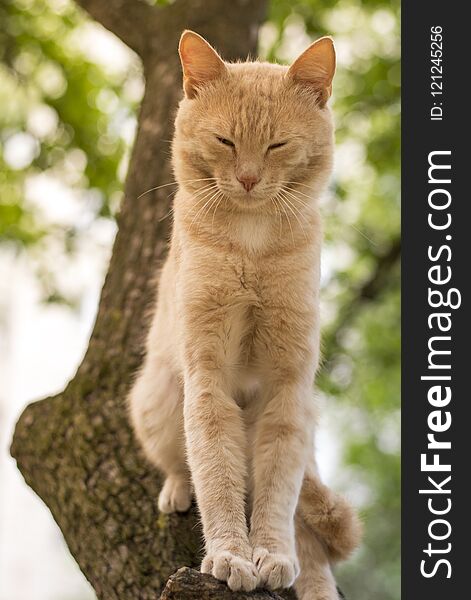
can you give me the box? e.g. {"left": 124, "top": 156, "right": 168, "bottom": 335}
{"left": 250, "top": 380, "right": 314, "bottom": 591}
{"left": 183, "top": 372, "right": 258, "bottom": 592}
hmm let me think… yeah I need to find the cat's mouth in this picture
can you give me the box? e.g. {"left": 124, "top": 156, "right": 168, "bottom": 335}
{"left": 217, "top": 183, "right": 275, "bottom": 212}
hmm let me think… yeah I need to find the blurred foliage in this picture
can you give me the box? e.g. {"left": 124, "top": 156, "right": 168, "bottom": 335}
{"left": 0, "top": 0, "right": 142, "bottom": 301}
{"left": 0, "top": 0, "right": 400, "bottom": 599}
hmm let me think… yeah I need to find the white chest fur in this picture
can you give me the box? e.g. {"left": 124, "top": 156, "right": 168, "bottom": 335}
{"left": 233, "top": 213, "right": 274, "bottom": 253}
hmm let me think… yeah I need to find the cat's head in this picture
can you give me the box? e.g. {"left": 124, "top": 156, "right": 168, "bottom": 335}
{"left": 173, "top": 30, "right": 336, "bottom": 213}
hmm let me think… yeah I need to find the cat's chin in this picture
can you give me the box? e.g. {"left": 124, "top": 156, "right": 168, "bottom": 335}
{"left": 228, "top": 194, "right": 272, "bottom": 213}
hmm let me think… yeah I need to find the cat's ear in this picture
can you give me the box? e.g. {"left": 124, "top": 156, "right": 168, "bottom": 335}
{"left": 287, "top": 37, "right": 336, "bottom": 106}
{"left": 179, "top": 30, "right": 226, "bottom": 99}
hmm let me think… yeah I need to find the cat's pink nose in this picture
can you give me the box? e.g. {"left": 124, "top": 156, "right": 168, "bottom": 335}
{"left": 237, "top": 174, "right": 260, "bottom": 192}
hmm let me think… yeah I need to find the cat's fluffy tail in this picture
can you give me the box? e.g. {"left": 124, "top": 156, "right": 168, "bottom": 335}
{"left": 297, "top": 473, "right": 363, "bottom": 562}
{"left": 293, "top": 474, "right": 362, "bottom": 600}
{"left": 298, "top": 475, "right": 363, "bottom": 562}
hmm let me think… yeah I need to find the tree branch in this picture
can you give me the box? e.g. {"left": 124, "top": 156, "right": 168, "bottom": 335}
{"left": 159, "top": 568, "right": 346, "bottom": 599}
{"left": 159, "top": 568, "right": 293, "bottom": 600}
{"left": 356, "top": 238, "right": 401, "bottom": 303}
{"left": 75, "top": 0, "right": 159, "bottom": 57}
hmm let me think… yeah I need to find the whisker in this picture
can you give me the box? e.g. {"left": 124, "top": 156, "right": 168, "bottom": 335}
{"left": 350, "top": 224, "right": 378, "bottom": 246}
{"left": 278, "top": 192, "right": 308, "bottom": 241}
{"left": 280, "top": 191, "right": 310, "bottom": 223}
{"left": 211, "top": 193, "right": 225, "bottom": 234}
{"left": 280, "top": 187, "right": 312, "bottom": 211}
{"left": 270, "top": 197, "right": 282, "bottom": 235}
{"left": 151, "top": 184, "right": 216, "bottom": 224}
{"left": 280, "top": 180, "right": 316, "bottom": 192}
{"left": 180, "top": 186, "right": 220, "bottom": 228}
{"left": 184, "top": 184, "right": 220, "bottom": 215}
{"left": 191, "top": 186, "right": 218, "bottom": 205}
{"left": 158, "top": 206, "right": 174, "bottom": 222}
{"left": 273, "top": 197, "right": 283, "bottom": 238}
{"left": 137, "top": 177, "right": 216, "bottom": 199}
{"left": 198, "top": 192, "right": 223, "bottom": 236}
{"left": 190, "top": 182, "right": 220, "bottom": 202}
{"left": 189, "top": 188, "right": 222, "bottom": 232}
{"left": 282, "top": 185, "right": 315, "bottom": 202}
{"left": 276, "top": 194, "right": 295, "bottom": 245}
{"left": 282, "top": 184, "right": 378, "bottom": 248}
{"left": 137, "top": 181, "right": 178, "bottom": 199}
{"left": 189, "top": 199, "right": 215, "bottom": 232}
{"left": 187, "top": 189, "right": 219, "bottom": 228}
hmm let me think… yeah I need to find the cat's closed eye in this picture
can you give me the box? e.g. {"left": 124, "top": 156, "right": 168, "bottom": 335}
{"left": 216, "top": 136, "right": 235, "bottom": 147}
{"left": 268, "top": 141, "right": 288, "bottom": 151}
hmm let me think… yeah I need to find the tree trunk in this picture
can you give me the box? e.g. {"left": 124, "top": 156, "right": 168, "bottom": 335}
{"left": 10, "top": 1, "right": 276, "bottom": 598}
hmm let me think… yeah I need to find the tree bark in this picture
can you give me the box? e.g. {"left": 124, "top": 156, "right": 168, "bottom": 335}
{"left": 159, "top": 570, "right": 344, "bottom": 600}
{"left": 159, "top": 568, "right": 295, "bottom": 600}
{"left": 10, "top": 1, "right": 274, "bottom": 599}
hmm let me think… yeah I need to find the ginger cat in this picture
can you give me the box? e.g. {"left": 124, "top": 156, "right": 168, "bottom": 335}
{"left": 129, "top": 30, "right": 361, "bottom": 598}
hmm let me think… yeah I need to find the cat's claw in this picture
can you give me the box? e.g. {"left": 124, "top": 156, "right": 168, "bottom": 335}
{"left": 202, "top": 551, "right": 258, "bottom": 592}
{"left": 253, "top": 547, "right": 300, "bottom": 590}
{"left": 158, "top": 476, "right": 192, "bottom": 513}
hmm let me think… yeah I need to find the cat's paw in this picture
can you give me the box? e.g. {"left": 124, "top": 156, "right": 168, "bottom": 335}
{"left": 201, "top": 551, "right": 258, "bottom": 592}
{"left": 158, "top": 475, "right": 192, "bottom": 513}
{"left": 253, "top": 547, "right": 300, "bottom": 590}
